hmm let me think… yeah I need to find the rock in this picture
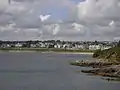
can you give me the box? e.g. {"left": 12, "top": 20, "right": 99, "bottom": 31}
{"left": 70, "top": 60, "right": 120, "bottom": 78}
{"left": 81, "top": 65, "right": 120, "bottom": 78}
{"left": 70, "top": 60, "right": 115, "bottom": 68}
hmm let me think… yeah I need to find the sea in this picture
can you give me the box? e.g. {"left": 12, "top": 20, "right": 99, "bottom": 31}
{"left": 0, "top": 52, "right": 119, "bottom": 90}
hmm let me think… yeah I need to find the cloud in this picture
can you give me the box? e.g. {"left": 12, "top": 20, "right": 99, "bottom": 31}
{"left": 0, "top": 0, "right": 9, "bottom": 12}
{"left": 39, "top": 14, "right": 51, "bottom": 22}
{"left": 77, "top": 0, "right": 120, "bottom": 40}
{"left": 72, "top": 23, "right": 84, "bottom": 32}
{"left": 5, "top": 0, "right": 31, "bottom": 15}
{"left": 78, "top": 0, "right": 120, "bottom": 19}
{"left": 0, "top": 0, "right": 120, "bottom": 41}
{"left": 0, "top": 0, "right": 76, "bottom": 26}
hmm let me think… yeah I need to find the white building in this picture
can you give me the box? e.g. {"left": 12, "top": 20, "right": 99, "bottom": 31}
{"left": 76, "top": 45, "right": 85, "bottom": 49}
{"left": 89, "top": 45, "right": 101, "bottom": 50}
{"left": 54, "top": 44, "right": 61, "bottom": 48}
{"left": 15, "top": 43, "right": 22, "bottom": 47}
{"left": 101, "top": 46, "right": 112, "bottom": 50}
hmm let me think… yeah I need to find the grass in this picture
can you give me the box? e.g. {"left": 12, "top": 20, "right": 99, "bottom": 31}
{"left": 0, "top": 48, "right": 94, "bottom": 53}
{"left": 93, "top": 47, "right": 120, "bottom": 61}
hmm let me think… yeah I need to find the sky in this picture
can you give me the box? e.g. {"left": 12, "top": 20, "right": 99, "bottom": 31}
{"left": 0, "top": 0, "right": 120, "bottom": 41}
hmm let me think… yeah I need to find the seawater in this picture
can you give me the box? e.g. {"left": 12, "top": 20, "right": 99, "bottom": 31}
{"left": 0, "top": 52, "right": 119, "bottom": 90}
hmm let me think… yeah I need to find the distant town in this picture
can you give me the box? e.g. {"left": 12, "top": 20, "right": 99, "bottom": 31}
{"left": 0, "top": 40, "right": 119, "bottom": 51}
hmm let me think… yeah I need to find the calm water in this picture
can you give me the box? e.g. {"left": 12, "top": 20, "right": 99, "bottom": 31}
{"left": 0, "top": 52, "right": 119, "bottom": 90}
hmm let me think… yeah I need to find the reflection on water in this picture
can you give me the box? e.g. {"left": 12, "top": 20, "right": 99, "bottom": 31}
{"left": 0, "top": 69, "right": 58, "bottom": 73}
{"left": 0, "top": 52, "right": 119, "bottom": 90}
{"left": 101, "top": 77, "right": 120, "bottom": 82}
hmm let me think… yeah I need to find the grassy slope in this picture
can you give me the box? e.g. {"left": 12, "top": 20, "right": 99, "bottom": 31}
{"left": 93, "top": 47, "right": 120, "bottom": 61}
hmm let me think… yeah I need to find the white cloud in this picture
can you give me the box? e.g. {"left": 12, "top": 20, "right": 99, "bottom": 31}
{"left": 77, "top": 0, "right": 120, "bottom": 40}
{"left": 0, "top": 0, "right": 120, "bottom": 41}
{"left": 39, "top": 14, "right": 51, "bottom": 22}
{"left": 109, "top": 20, "right": 116, "bottom": 30}
{"left": 52, "top": 24, "right": 60, "bottom": 35}
{"left": 72, "top": 23, "right": 84, "bottom": 32}
{"left": 78, "top": 0, "right": 120, "bottom": 19}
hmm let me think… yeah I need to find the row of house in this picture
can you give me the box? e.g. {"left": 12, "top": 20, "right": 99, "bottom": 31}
{"left": 0, "top": 40, "right": 118, "bottom": 50}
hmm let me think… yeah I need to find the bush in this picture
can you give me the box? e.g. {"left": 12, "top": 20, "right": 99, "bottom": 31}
{"left": 93, "top": 49, "right": 102, "bottom": 58}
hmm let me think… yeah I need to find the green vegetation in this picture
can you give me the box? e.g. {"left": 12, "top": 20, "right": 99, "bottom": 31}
{"left": 93, "top": 46, "right": 120, "bottom": 61}
{"left": 0, "top": 48, "right": 94, "bottom": 53}
{"left": 48, "top": 48, "right": 94, "bottom": 52}
{"left": 0, "top": 48, "right": 49, "bottom": 52}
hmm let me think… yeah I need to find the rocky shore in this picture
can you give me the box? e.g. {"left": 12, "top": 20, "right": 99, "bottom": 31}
{"left": 70, "top": 60, "right": 120, "bottom": 78}
{"left": 70, "top": 45, "right": 120, "bottom": 80}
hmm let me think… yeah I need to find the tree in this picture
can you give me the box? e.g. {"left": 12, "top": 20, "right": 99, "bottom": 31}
{"left": 117, "top": 40, "right": 120, "bottom": 47}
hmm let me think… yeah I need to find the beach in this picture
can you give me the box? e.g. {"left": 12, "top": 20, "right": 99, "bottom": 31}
{"left": 1, "top": 50, "right": 93, "bottom": 55}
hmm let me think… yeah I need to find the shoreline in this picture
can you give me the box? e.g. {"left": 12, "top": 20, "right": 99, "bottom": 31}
{"left": 0, "top": 50, "right": 93, "bottom": 55}
{"left": 70, "top": 59, "right": 120, "bottom": 79}
{"left": 49, "top": 52, "right": 93, "bottom": 55}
